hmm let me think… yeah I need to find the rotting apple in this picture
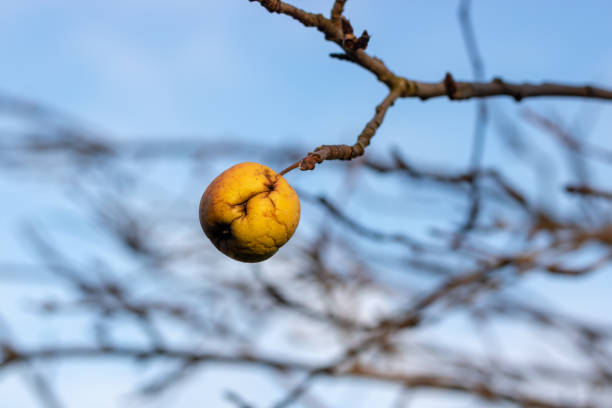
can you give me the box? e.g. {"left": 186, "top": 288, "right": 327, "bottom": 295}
{"left": 199, "top": 162, "right": 300, "bottom": 262}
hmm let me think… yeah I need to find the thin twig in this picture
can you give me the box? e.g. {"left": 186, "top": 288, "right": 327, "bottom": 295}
{"left": 297, "top": 189, "right": 423, "bottom": 251}
{"left": 454, "top": 0, "right": 489, "bottom": 244}
{"left": 27, "top": 369, "right": 65, "bottom": 408}
{"left": 296, "top": 89, "right": 402, "bottom": 171}
{"left": 225, "top": 390, "right": 257, "bottom": 408}
{"left": 566, "top": 185, "right": 612, "bottom": 200}
{"left": 330, "top": 0, "right": 347, "bottom": 25}
{"left": 272, "top": 370, "right": 322, "bottom": 408}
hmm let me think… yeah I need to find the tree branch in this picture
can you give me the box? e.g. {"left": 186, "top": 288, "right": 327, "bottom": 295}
{"left": 285, "top": 89, "right": 401, "bottom": 172}
{"left": 1, "top": 344, "right": 578, "bottom": 408}
{"left": 566, "top": 184, "right": 612, "bottom": 200}
{"left": 249, "top": 0, "right": 612, "bottom": 101}
{"left": 330, "top": 0, "right": 347, "bottom": 25}
{"left": 454, "top": 0, "right": 489, "bottom": 244}
{"left": 251, "top": 0, "right": 612, "bottom": 173}
{"left": 344, "top": 365, "right": 576, "bottom": 408}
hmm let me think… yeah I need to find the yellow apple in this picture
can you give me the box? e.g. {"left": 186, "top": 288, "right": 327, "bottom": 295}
{"left": 199, "top": 162, "right": 300, "bottom": 262}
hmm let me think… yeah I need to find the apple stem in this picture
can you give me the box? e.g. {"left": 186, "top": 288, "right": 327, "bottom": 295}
{"left": 278, "top": 161, "right": 300, "bottom": 176}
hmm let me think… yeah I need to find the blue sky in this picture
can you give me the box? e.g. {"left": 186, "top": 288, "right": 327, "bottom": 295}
{"left": 2, "top": 1, "right": 612, "bottom": 407}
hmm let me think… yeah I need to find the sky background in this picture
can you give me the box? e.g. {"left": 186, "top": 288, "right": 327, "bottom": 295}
{"left": 1, "top": 1, "right": 612, "bottom": 407}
